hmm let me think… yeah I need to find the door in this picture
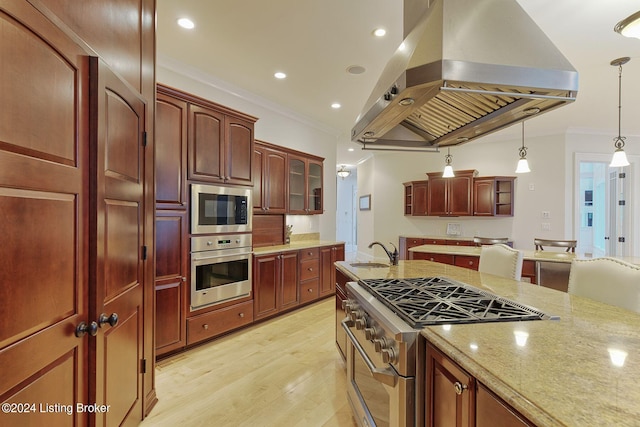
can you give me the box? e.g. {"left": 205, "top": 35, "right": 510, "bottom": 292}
{"left": 92, "top": 59, "right": 146, "bottom": 426}
{"left": 575, "top": 155, "right": 633, "bottom": 257}
{"left": 0, "top": 5, "right": 90, "bottom": 426}
{"left": 188, "top": 104, "right": 224, "bottom": 182}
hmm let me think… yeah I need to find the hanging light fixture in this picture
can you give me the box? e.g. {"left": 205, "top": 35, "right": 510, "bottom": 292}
{"left": 442, "top": 147, "right": 454, "bottom": 178}
{"left": 609, "top": 57, "right": 631, "bottom": 168}
{"left": 614, "top": 11, "right": 640, "bottom": 39}
{"left": 337, "top": 165, "right": 351, "bottom": 179}
{"left": 515, "top": 121, "right": 531, "bottom": 173}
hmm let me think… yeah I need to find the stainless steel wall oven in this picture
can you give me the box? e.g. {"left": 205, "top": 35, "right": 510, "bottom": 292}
{"left": 190, "top": 234, "right": 252, "bottom": 311}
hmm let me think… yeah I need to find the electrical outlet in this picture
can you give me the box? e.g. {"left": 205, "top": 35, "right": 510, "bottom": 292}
{"left": 529, "top": 183, "right": 535, "bottom": 191}
{"left": 542, "top": 211, "right": 551, "bottom": 219}
{"left": 542, "top": 223, "right": 551, "bottom": 231}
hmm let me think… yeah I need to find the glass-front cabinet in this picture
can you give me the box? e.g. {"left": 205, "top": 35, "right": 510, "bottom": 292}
{"left": 288, "top": 154, "right": 323, "bottom": 214}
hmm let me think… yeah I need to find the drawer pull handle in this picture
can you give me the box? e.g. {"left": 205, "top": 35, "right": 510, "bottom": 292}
{"left": 308, "top": 288, "right": 313, "bottom": 292}
{"left": 202, "top": 324, "right": 209, "bottom": 330}
{"left": 454, "top": 381, "right": 468, "bottom": 395}
{"left": 308, "top": 267, "right": 313, "bottom": 271}
{"left": 239, "top": 312, "right": 244, "bottom": 318}
{"left": 468, "top": 261, "right": 473, "bottom": 266}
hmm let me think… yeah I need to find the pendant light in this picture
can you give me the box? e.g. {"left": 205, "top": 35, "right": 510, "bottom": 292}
{"left": 336, "top": 165, "right": 351, "bottom": 179}
{"left": 442, "top": 147, "right": 454, "bottom": 178}
{"left": 515, "top": 121, "right": 531, "bottom": 173}
{"left": 609, "top": 57, "right": 631, "bottom": 168}
{"left": 615, "top": 11, "right": 640, "bottom": 39}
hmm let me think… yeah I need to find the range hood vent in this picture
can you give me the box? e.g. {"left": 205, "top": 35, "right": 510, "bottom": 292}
{"left": 352, "top": 0, "right": 578, "bottom": 149}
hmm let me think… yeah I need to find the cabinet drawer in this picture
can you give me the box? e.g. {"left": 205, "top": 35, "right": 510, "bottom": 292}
{"left": 300, "top": 258, "right": 320, "bottom": 281}
{"left": 450, "top": 240, "right": 475, "bottom": 247}
{"left": 413, "top": 252, "right": 454, "bottom": 264}
{"left": 300, "top": 279, "right": 319, "bottom": 304}
{"left": 454, "top": 255, "right": 479, "bottom": 270}
{"left": 187, "top": 300, "right": 254, "bottom": 345}
{"left": 424, "top": 238, "right": 446, "bottom": 245}
{"left": 407, "top": 238, "right": 425, "bottom": 245}
{"left": 300, "top": 247, "right": 319, "bottom": 261}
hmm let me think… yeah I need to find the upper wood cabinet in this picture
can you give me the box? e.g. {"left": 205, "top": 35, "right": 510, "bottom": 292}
{"left": 473, "top": 177, "right": 516, "bottom": 216}
{"left": 404, "top": 180, "right": 429, "bottom": 216}
{"left": 253, "top": 140, "right": 287, "bottom": 214}
{"left": 188, "top": 103, "right": 255, "bottom": 186}
{"left": 288, "top": 153, "right": 324, "bottom": 214}
{"left": 156, "top": 90, "right": 188, "bottom": 209}
{"left": 427, "top": 170, "right": 477, "bottom": 216}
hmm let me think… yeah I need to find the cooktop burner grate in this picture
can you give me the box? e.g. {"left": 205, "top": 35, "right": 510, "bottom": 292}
{"left": 357, "top": 277, "right": 554, "bottom": 327}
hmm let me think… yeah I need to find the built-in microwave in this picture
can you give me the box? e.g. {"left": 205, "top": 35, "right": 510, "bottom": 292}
{"left": 191, "top": 184, "right": 252, "bottom": 234}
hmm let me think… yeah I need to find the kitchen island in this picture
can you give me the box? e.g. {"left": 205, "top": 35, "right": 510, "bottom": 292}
{"left": 335, "top": 260, "right": 640, "bottom": 426}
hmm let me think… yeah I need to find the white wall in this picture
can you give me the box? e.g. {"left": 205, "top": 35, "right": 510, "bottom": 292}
{"left": 157, "top": 61, "right": 338, "bottom": 240}
{"left": 358, "top": 127, "right": 640, "bottom": 261}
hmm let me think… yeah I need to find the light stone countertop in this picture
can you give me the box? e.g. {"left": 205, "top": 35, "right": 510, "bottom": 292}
{"left": 253, "top": 240, "right": 344, "bottom": 256}
{"left": 335, "top": 260, "right": 640, "bottom": 427}
{"left": 409, "top": 243, "right": 640, "bottom": 265}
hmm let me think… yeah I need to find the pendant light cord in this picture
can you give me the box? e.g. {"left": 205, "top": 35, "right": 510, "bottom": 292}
{"left": 614, "top": 61, "right": 626, "bottom": 150}
{"left": 519, "top": 121, "right": 528, "bottom": 159}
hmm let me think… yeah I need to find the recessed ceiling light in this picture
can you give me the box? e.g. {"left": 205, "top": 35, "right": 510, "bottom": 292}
{"left": 373, "top": 28, "right": 386, "bottom": 37}
{"left": 177, "top": 18, "right": 195, "bottom": 29}
{"left": 274, "top": 72, "right": 287, "bottom": 79}
{"left": 331, "top": 103, "right": 341, "bottom": 109}
{"left": 347, "top": 65, "right": 366, "bottom": 75}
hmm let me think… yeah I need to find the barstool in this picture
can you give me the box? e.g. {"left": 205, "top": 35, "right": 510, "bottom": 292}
{"left": 473, "top": 236, "right": 509, "bottom": 246}
{"left": 534, "top": 238, "right": 577, "bottom": 253}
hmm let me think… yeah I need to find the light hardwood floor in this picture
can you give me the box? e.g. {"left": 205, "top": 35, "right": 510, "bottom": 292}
{"left": 142, "top": 299, "right": 358, "bottom": 427}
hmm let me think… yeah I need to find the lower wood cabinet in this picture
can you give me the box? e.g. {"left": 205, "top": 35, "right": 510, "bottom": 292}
{"left": 454, "top": 255, "right": 480, "bottom": 271}
{"left": 253, "top": 251, "right": 300, "bottom": 320}
{"left": 412, "top": 252, "right": 455, "bottom": 264}
{"left": 320, "top": 244, "right": 345, "bottom": 297}
{"left": 187, "top": 300, "right": 254, "bottom": 345}
{"left": 426, "top": 342, "right": 534, "bottom": 427}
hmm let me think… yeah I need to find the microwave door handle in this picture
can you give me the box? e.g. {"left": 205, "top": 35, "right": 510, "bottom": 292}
{"left": 342, "top": 320, "right": 398, "bottom": 387}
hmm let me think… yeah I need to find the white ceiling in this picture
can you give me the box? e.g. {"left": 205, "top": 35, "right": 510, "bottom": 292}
{"left": 157, "top": 0, "right": 640, "bottom": 168}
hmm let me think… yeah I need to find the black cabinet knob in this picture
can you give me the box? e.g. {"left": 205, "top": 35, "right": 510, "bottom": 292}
{"left": 75, "top": 321, "right": 98, "bottom": 337}
{"left": 98, "top": 312, "right": 119, "bottom": 327}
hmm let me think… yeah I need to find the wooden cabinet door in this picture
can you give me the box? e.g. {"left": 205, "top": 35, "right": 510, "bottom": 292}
{"left": 449, "top": 175, "right": 473, "bottom": 216}
{"left": 92, "top": 59, "right": 146, "bottom": 426}
{"left": 224, "top": 116, "right": 253, "bottom": 185}
{"left": 255, "top": 143, "right": 287, "bottom": 214}
{"left": 188, "top": 104, "right": 225, "bottom": 182}
{"left": 155, "top": 211, "right": 188, "bottom": 357}
{"left": 254, "top": 254, "right": 280, "bottom": 320}
{"left": 413, "top": 181, "right": 429, "bottom": 216}
{"left": 426, "top": 343, "right": 475, "bottom": 427}
{"left": 156, "top": 91, "right": 187, "bottom": 209}
{"left": 319, "top": 247, "right": 334, "bottom": 296}
{"left": 476, "top": 383, "right": 534, "bottom": 427}
{"left": 280, "top": 252, "right": 300, "bottom": 309}
{"left": 0, "top": 6, "right": 90, "bottom": 425}
{"left": 264, "top": 148, "right": 287, "bottom": 213}
{"left": 319, "top": 245, "right": 345, "bottom": 297}
{"left": 473, "top": 178, "right": 494, "bottom": 216}
{"left": 427, "top": 176, "right": 448, "bottom": 215}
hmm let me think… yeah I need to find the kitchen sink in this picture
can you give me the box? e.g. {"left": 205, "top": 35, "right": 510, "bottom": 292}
{"left": 349, "top": 262, "right": 389, "bottom": 268}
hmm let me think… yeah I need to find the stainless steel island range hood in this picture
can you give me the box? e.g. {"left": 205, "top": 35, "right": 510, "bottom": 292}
{"left": 352, "top": 0, "right": 578, "bottom": 150}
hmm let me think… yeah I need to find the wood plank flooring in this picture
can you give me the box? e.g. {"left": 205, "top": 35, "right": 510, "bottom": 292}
{"left": 142, "top": 299, "right": 358, "bottom": 427}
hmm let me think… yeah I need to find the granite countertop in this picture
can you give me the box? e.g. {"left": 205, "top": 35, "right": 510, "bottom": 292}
{"left": 335, "top": 260, "right": 640, "bottom": 427}
{"left": 409, "top": 244, "right": 640, "bottom": 265}
{"left": 253, "top": 240, "right": 344, "bottom": 255}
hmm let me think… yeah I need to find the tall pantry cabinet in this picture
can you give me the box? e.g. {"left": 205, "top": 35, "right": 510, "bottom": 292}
{"left": 0, "top": 1, "right": 156, "bottom": 426}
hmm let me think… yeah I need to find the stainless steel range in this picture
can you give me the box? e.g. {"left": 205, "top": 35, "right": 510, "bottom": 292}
{"left": 342, "top": 277, "right": 555, "bottom": 427}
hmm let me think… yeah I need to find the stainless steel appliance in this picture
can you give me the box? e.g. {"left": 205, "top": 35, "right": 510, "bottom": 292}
{"left": 352, "top": 0, "right": 578, "bottom": 151}
{"left": 342, "top": 277, "right": 555, "bottom": 427}
{"left": 190, "top": 234, "right": 252, "bottom": 311}
{"left": 191, "top": 184, "right": 251, "bottom": 234}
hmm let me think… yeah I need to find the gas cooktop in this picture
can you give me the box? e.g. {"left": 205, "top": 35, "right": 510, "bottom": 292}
{"left": 357, "top": 277, "right": 556, "bottom": 328}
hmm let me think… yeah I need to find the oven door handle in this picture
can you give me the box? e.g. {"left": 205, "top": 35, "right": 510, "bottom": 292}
{"left": 342, "top": 320, "right": 398, "bottom": 387}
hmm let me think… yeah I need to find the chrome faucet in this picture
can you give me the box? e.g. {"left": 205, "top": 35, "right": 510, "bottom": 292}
{"left": 368, "top": 241, "right": 399, "bottom": 266}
